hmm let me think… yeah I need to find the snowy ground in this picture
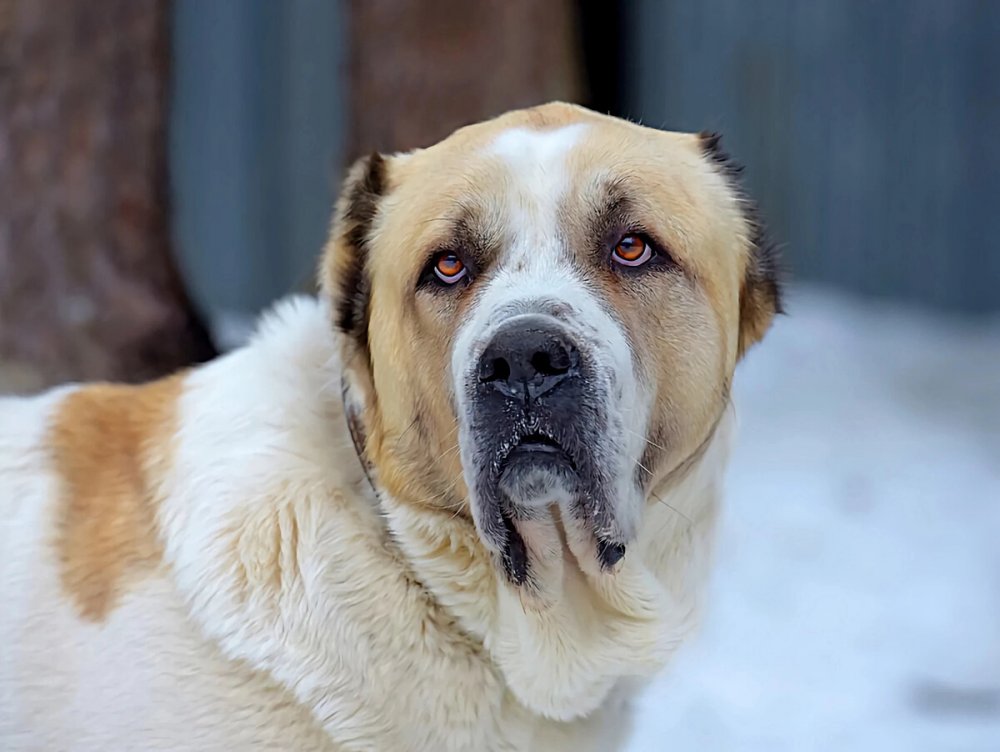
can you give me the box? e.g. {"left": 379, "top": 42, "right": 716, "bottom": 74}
{"left": 627, "top": 287, "right": 1000, "bottom": 751}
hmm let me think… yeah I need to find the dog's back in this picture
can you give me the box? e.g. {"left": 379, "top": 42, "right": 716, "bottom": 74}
{"left": 1, "top": 389, "right": 78, "bottom": 714}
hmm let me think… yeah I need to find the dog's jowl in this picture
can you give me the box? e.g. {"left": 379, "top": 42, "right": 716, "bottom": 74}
{"left": 1, "top": 103, "right": 778, "bottom": 751}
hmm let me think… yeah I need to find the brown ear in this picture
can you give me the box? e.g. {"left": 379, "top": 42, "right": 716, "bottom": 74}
{"left": 320, "top": 152, "right": 389, "bottom": 362}
{"left": 699, "top": 132, "right": 783, "bottom": 357}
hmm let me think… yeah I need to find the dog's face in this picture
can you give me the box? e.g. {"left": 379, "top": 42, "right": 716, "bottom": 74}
{"left": 325, "top": 103, "right": 778, "bottom": 586}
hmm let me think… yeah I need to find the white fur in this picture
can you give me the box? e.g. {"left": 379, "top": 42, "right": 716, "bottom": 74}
{"left": 0, "top": 295, "right": 728, "bottom": 750}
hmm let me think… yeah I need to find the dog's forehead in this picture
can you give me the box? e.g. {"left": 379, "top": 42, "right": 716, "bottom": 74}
{"left": 483, "top": 124, "right": 588, "bottom": 237}
{"left": 379, "top": 106, "right": 747, "bottom": 297}
{"left": 453, "top": 115, "right": 701, "bottom": 224}
{"left": 487, "top": 123, "right": 587, "bottom": 176}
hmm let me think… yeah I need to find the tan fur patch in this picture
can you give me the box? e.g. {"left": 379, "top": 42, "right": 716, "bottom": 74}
{"left": 50, "top": 375, "right": 183, "bottom": 621}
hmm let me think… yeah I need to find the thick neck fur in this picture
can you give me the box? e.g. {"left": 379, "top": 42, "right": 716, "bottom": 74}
{"left": 156, "top": 297, "right": 730, "bottom": 751}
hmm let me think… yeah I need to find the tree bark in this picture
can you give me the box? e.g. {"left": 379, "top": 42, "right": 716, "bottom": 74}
{"left": 345, "top": 0, "right": 584, "bottom": 158}
{"left": 0, "top": 0, "right": 216, "bottom": 393}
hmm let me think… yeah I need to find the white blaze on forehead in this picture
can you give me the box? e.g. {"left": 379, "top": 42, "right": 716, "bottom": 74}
{"left": 468, "top": 122, "right": 593, "bottom": 327}
{"left": 467, "top": 124, "right": 588, "bottom": 340}
{"left": 487, "top": 124, "right": 588, "bottom": 226}
{"left": 488, "top": 123, "right": 588, "bottom": 170}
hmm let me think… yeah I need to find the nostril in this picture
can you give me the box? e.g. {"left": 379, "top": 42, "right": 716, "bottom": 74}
{"left": 530, "top": 351, "right": 559, "bottom": 377}
{"left": 493, "top": 358, "right": 511, "bottom": 382}
{"left": 480, "top": 356, "right": 511, "bottom": 383}
{"left": 530, "top": 345, "right": 576, "bottom": 377}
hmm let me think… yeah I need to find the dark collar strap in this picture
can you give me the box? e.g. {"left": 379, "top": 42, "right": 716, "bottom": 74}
{"left": 341, "top": 376, "right": 380, "bottom": 498}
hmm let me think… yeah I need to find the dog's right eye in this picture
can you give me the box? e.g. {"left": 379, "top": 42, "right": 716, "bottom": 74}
{"left": 420, "top": 251, "right": 471, "bottom": 289}
{"left": 434, "top": 253, "right": 467, "bottom": 283}
{"left": 612, "top": 234, "right": 653, "bottom": 267}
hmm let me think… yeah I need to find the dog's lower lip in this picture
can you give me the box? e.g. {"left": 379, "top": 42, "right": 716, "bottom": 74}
{"left": 503, "top": 434, "right": 574, "bottom": 466}
{"left": 513, "top": 441, "right": 561, "bottom": 454}
{"left": 499, "top": 434, "right": 578, "bottom": 480}
{"left": 511, "top": 433, "right": 562, "bottom": 453}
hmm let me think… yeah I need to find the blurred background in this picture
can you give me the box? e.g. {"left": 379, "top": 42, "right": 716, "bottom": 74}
{"left": 1, "top": 1, "right": 997, "bottom": 749}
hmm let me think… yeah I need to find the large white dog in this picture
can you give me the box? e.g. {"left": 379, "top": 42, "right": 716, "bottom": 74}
{"left": 0, "top": 103, "right": 779, "bottom": 750}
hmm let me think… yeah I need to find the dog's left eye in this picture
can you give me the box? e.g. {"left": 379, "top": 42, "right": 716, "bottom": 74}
{"left": 433, "top": 253, "right": 468, "bottom": 284}
{"left": 612, "top": 234, "right": 653, "bottom": 267}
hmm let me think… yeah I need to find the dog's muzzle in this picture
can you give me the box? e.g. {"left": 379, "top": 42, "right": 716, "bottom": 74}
{"left": 465, "top": 314, "right": 621, "bottom": 583}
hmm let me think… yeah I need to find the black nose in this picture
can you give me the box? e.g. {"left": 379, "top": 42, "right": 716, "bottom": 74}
{"left": 478, "top": 318, "right": 579, "bottom": 404}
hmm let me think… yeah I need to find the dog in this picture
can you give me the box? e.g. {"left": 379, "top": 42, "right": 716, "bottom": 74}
{"left": 0, "top": 102, "right": 779, "bottom": 750}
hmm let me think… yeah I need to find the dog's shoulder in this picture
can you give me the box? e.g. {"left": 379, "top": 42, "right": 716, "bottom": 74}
{"left": 0, "top": 374, "right": 182, "bottom": 623}
{"left": 50, "top": 375, "right": 184, "bottom": 621}
{"left": 0, "top": 295, "right": 348, "bottom": 624}
{"left": 167, "top": 294, "right": 359, "bottom": 508}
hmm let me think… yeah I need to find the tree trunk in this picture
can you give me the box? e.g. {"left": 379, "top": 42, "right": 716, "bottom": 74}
{"left": 0, "top": 0, "right": 216, "bottom": 394}
{"left": 345, "top": 0, "right": 584, "bottom": 158}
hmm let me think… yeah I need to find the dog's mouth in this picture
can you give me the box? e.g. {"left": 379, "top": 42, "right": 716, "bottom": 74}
{"left": 499, "top": 433, "right": 578, "bottom": 477}
{"left": 496, "top": 430, "right": 581, "bottom": 510}
{"left": 486, "top": 428, "right": 625, "bottom": 583}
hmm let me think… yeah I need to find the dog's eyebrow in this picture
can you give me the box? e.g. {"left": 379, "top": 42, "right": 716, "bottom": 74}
{"left": 586, "top": 180, "right": 638, "bottom": 249}
{"left": 584, "top": 178, "right": 685, "bottom": 274}
{"left": 444, "top": 208, "right": 502, "bottom": 270}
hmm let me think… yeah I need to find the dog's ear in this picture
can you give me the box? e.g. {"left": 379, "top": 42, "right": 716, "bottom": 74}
{"left": 321, "top": 152, "right": 388, "bottom": 366}
{"left": 699, "top": 132, "right": 783, "bottom": 357}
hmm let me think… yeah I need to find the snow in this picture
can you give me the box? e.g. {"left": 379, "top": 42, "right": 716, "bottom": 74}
{"left": 627, "top": 286, "right": 1000, "bottom": 751}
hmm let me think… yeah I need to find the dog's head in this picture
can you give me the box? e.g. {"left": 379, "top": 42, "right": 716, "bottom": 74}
{"left": 323, "top": 103, "right": 779, "bottom": 587}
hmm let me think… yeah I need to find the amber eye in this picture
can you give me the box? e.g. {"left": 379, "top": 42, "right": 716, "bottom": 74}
{"left": 433, "top": 252, "right": 467, "bottom": 284}
{"left": 612, "top": 234, "right": 653, "bottom": 267}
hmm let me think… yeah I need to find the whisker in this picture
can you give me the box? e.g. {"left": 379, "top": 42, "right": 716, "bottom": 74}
{"left": 650, "top": 491, "right": 693, "bottom": 526}
{"left": 392, "top": 416, "right": 420, "bottom": 447}
{"left": 440, "top": 443, "right": 462, "bottom": 460}
{"left": 622, "top": 425, "right": 667, "bottom": 453}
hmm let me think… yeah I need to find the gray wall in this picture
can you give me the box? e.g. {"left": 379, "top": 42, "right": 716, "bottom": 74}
{"left": 626, "top": 0, "right": 1000, "bottom": 313}
{"left": 170, "top": 0, "right": 345, "bottom": 317}
{"left": 170, "top": 1, "right": 999, "bottom": 316}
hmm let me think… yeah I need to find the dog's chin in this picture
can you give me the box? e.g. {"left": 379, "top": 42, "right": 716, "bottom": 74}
{"left": 497, "top": 439, "right": 579, "bottom": 514}
{"left": 474, "top": 435, "right": 628, "bottom": 587}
